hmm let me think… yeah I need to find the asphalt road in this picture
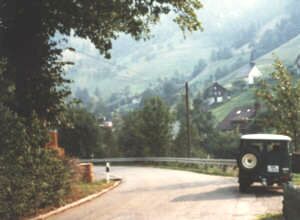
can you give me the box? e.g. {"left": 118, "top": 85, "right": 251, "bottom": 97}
{"left": 48, "top": 166, "right": 283, "bottom": 220}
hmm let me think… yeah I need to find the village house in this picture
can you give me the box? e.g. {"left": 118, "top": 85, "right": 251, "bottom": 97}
{"left": 218, "top": 105, "right": 258, "bottom": 133}
{"left": 203, "top": 82, "right": 231, "bottom": 106}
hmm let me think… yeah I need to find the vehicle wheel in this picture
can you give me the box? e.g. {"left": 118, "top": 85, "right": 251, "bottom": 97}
{"left": 239, "top": 179, "right": 251, "bottom": 193}
{"left": 238, "top": 147, "right": 261, "bottom": 172}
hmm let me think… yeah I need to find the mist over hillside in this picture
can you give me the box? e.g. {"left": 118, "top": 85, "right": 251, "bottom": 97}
{"left": 63, "top": 0, "right": 298, "bottom": 102}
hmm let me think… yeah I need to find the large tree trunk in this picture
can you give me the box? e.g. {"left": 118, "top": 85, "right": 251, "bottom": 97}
{"left": 3, "top": 0, "right": 46, "bottom": 119}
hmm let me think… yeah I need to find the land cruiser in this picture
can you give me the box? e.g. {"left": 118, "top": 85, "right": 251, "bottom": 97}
{"left": 237, "top": 134, "right": 292, "bottom": 192}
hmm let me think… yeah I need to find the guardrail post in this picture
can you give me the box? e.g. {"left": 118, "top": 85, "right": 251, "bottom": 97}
{"left": 106, "top": 162, "right": 110, "bottom": 183}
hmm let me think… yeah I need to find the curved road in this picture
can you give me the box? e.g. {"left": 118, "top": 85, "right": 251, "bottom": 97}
{"left": 49, "top": 166, "right": 283, "bottom": 220}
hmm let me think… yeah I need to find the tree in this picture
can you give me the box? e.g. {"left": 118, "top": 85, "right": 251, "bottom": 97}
{"left": 102, "top": 127, "right": 119, "bottom": 157}
{"left": 59, "top": 107, "right": 104, "bottom": 158}
{"left": 0, "top": 0, "right": 203, "bottom": 126}
{"left": 173, "top": 93, "right": 239, "bottom": 158}
{"left": 118, "top": 111, "right": 145, "bottom": 157}
{"left": 118, "top": 96, "right": 174, "bottom": 156}
{"left": 173, "top": 94, "right": 212, "bottom": 157}
{"left": 256, "top": 58, "right": 300, "bottom": 150}
{"left": 140, "top": 97, "right": 174, "bottom": 156}
{"left": 192, "top": 93, "right": 216, "bottom": 150}
{"left": 0, "top": 104, "right": 72, "bottom": 219}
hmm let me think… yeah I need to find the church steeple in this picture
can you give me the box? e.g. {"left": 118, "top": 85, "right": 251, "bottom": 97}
{"left": 250, "top": 49, "right": 256, "bottom": 67}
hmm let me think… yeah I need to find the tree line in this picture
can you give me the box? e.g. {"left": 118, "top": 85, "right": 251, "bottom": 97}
{"left": 59, "top": 94, "right": 240, "bottom": 159}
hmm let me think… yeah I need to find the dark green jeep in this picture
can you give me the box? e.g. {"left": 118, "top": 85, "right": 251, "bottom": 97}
{"left": 237, "top": 134, "right": 292, "bottom": 192}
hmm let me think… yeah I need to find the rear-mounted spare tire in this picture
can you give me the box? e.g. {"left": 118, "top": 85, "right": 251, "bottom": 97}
{"left": 238, "top": 147, "right": 261, "bottom": 172}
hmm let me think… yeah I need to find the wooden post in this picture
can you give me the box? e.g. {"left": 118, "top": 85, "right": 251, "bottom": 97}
{"left": 185, "top": 82, "right": 191, "bottom": 157}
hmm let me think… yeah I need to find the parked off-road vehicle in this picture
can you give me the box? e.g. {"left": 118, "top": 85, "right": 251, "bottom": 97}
{"left": 237, "top": 134, "right": 292, "bottom": 192}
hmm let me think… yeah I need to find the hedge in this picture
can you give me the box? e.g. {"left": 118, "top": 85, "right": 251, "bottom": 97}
{"left": 0, "top": 104, "right": 74, "bottom": 219}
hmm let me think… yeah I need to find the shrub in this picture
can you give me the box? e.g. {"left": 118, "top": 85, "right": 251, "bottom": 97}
{"left": 0, "top": 104, "right": 73, "bottom": 219}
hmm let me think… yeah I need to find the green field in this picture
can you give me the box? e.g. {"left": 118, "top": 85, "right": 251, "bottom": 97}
{"left": 211, "top": 89, "right": 256, "bottom": 123}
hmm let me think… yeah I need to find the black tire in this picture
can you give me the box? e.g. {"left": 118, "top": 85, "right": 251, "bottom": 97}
{"left": 238, "top": 147, "right": 261, "bottom": 173}
{"left": 239, "top": 178, "right": 251, "bottom": 193}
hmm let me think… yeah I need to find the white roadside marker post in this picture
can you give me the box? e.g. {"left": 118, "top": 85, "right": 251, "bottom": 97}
{"left": 106, "top": 162, "right": 110, "bottom": 183}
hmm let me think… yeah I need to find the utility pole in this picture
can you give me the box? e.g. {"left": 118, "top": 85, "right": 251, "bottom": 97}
{"left": 185, "top": 82, "right": 191, "bottom": 157}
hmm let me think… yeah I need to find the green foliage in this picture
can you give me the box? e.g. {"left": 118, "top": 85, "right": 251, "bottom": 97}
{"left": 141, "top": 97, "right": 174, "bottom": 156}
{"left": 151, "top": 162, "right": 237, "bottom": 177}
{"left": 174, "top": 94, "right": 239, "bottom": 158}
{"left": 173, "top": 94, "right": 214, "bottom": 157}
{"left": 256, "top": 58, "right": 300, "bottom": 149}
{"left": 0, "top": 104, "right": 72, "bottom": 219}
{"left": 118, "top": 111, "right": 145, "bottom": 157}
{"left": 192, "top": 98, "right": 222, "bottom": 156}
{"left": 119, "top": 97, "right": 174, "bottom": 157}
{"left": 59, "top": 107, "right": 105, "bottom": 158}
{"left": 256, "top": 213, "right": 282, "bottom": 220}
{"left": 206, "top": 131, "right": 239, "bottom": 158}
{"left": 292, "top": 174, "right": 300, "bottom": 186}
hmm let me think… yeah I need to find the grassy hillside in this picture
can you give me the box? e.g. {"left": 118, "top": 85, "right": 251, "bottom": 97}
{"left": 219, "top": 34, "right": 300, "bottom": 87}
{"left": 64, "top": 0, "right": 288, "bottom": 100}
{"left": 210, "top": 34, "right": 300, "bottom": 124}
{"left": 211, "top": 89, "right": 256, "bottom": 123}
{"left": 257, "top": 33, "right": 300, "bottom": 69}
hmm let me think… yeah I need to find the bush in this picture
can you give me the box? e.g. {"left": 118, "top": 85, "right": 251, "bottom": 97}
{"left": 0, "top": 104, "right": 73, "bottom": 219}
{"left": 206, "top": 131, "right": 239, "bottom": 159}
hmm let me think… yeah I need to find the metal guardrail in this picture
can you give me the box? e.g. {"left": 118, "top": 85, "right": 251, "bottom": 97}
{"left": 80, "top": 157, "right": 237, "bottom": 166}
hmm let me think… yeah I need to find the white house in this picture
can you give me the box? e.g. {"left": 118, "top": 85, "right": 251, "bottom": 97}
{"left": 246, "top": 64, "right": 262, "bottom": 84}
{"left": 239, "top": 62, "right": 262, "bottom": 85}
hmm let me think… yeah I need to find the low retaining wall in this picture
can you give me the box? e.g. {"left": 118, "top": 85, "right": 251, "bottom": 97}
{"left": 283, "top": 183, "right": 300, "bottom": 220}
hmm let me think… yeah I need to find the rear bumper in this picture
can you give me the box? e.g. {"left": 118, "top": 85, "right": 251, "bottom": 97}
{"left": 239, "top": 171, "right": 292, "bottom": 184}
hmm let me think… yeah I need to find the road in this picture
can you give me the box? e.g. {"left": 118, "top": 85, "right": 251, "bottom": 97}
{"left": 48, "top": 166, "right": 283, "bottom": 220}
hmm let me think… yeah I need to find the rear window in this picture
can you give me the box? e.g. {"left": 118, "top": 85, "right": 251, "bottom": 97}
{"left": 242, "top": 140, "right": 289, "bottom": 153}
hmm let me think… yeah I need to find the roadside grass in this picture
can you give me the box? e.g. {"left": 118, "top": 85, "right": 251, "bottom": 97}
{"left": 292, "top": 173, "right": 300, "bottom": 186}
{"left": 28, "top": 180, "right": 115, "bottom": 218}
{"left": 256, "top": 213, "right": 283, "bottom": 220}
{"left": 141, "top": 162, "right": 238, "bottom": 177}
{"left": 153, "top": 163, "right": 237, "bottom": 177}
{"left": 64, "top": 180, "right": 115, "bottom": 203}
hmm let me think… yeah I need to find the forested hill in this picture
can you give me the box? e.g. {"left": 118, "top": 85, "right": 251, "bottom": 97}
{"left": 63, "top": 0, "right": 300, "bottom": 106}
